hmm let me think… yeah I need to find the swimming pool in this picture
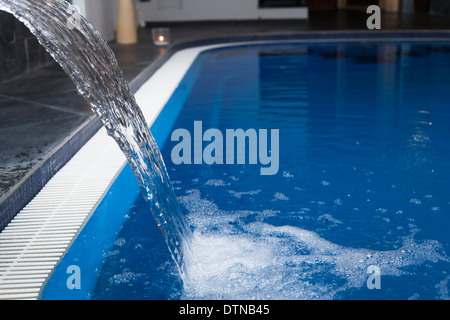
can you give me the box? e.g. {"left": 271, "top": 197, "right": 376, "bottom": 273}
{"left": 41, "top": 39, "right": 450, "bottom": 300}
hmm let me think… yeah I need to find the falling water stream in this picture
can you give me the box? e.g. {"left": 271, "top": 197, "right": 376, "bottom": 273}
{"left": 0, "top": 0, "right": 192, "bottom": 277}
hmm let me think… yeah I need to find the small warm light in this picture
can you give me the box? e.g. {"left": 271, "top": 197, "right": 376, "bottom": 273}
{"left": 152, "top": 28, "right": 170, "bottom": 46}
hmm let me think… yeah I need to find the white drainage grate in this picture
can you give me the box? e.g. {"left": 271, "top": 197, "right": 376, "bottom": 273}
{"left": 0, "top": 127, "right": 126, "bottom": 300}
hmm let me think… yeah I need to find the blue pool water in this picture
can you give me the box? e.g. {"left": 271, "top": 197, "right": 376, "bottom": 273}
{"left": 42, "top": 41, "right": 450, "bottom": 300}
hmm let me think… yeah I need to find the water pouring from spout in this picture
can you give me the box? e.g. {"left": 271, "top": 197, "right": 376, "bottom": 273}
{"left": 0, "top": 0, "right": 192, "bottom": 278}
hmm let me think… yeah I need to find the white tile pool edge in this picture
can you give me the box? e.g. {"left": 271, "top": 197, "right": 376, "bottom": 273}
{"left": 0, "top": 41, "right": 247, "bottom": 300}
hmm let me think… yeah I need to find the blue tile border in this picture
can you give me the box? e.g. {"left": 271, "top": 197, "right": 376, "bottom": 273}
{"left": 1, "top": 29, "right": 450, "bottom": 232}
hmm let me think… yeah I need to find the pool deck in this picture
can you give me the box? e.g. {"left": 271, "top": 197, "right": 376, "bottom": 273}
{"left": 1, "top": 9, "right": 450, "bottom": 299}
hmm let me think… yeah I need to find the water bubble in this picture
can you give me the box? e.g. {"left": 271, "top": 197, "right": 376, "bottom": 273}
{"left": 205, "top": 179, "right": 230, "bottom": 187}
{"left": 114, "top": 238, "right": 126, "bottom": 247}
{"left": 228, "top": 189, "right": 262, "bottom": 199}
{"left": 272, "top": 192, "right": 289, "bottom": 201}
{"left": 283, "top": 171, "right": 294, "bottom": 178}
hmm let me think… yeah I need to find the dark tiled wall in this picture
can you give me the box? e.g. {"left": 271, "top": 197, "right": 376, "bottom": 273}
{"left": 0, "top": 11, "right": 52, "bottom": 83}
{"left": 430, "top": 0, "right": 450, "bottom": 15}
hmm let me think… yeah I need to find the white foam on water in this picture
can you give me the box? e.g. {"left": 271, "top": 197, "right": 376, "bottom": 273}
{"left": 179, "top": 189, "right": 449, "bottom": 300}
{"left": 205, "top": 179, "right": 230, "bottom": 187}
{"left": 272, "top": 192, "right": 289, "bottom": 201}
{"left": 228, "top": 189, "right": 262, "bottom": 199}
{"left": 109, "top": 271, "right": 143, "bottom": 285}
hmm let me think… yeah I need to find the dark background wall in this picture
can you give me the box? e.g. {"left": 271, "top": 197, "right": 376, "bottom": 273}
{"left": 0, "top": 11, "right": 52, "bottom": 84}
{"left": 430, "top": 0, "right": 450, "bottom": 15}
